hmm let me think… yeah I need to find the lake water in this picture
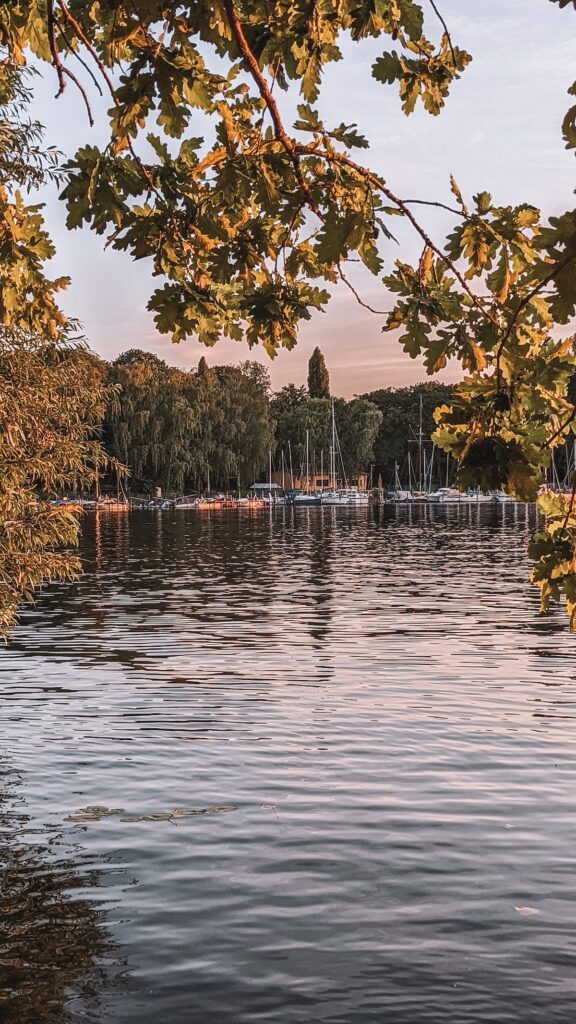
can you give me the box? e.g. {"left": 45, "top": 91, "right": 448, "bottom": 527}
{"left": 1, "top": 505, "right": 576, "bottom": 1023}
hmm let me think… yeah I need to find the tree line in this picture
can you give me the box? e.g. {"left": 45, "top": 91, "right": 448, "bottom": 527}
{"left": 103, "top": 345, "right": 576, "bottom": 495}
{"left": 95, "top": 344, "right": 461, "bottom": 495}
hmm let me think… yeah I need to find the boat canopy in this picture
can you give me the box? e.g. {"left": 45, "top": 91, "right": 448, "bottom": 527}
{"left": 249, "top": 483, "right": 282, "bottom": 491}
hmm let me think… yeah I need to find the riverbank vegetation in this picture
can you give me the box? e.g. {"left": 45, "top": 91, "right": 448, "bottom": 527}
{"left": 0, "top": 67, "right": 113, "bottom": 636}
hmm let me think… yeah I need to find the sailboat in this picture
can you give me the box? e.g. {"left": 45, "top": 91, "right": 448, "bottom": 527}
{"left": 87, "top": 463, "right": 129, "bottom": 511}
{"left": 561, "top": 439, "right": 576, "bottom": 492}
{"left": 387, "top": 461, "right": 412, "bottom": 502}
{"left": 257, "top": 451, "right": 287, "bottom": 505}
{"left": 408, "top": 395, "right": 429, "bottom": 502}
{"left": 321, "top": 401, "right": 370, "bottom": 506}
{"left": 291, "top": 430, "right": 321, "bottom": 505}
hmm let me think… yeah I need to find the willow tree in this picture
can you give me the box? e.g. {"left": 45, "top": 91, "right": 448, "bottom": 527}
{"left": 0, "top": 64, "right": 114, "bottom": 636}
{"left": 105, "top": 349, "right": 199, "bottom": 492}
{"left": 0, "top": 2, "right": 576, "bottom": 623}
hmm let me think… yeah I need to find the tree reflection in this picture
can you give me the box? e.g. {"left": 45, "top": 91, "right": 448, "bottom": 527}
{"left": 0, "top": 768, "right": 117, "bottom": 1024}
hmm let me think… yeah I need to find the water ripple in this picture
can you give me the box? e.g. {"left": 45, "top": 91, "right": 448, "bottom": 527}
{"left": 1, "top": 506, "right": 575, "bottom": 1022}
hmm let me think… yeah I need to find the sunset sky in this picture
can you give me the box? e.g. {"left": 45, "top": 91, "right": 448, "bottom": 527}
{"left": 31, "top": 0, "right": 575, "bottom": 397}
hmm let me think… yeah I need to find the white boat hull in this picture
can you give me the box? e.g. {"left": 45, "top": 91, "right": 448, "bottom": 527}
{"left": 321, "top": 490, "right": 370, "bottom": 506}
{"left": 429, "top": 488, "right": 495, "bottom": 505}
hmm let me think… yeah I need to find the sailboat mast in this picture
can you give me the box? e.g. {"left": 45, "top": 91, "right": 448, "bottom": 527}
{"left": 268, "top": 450, "right": 272, "bottom": 503}
{"left": 331, "top": 399, "right": 336, "bottom": 489}
{"left": 320, "top": 449, "right": 324, "bottom": 493}
{"left": 418, "top": 393, "right": 423, "bottom": 493}
{"left": 288, "top": 440, "right": 294, "bottom": 489}
{"left": 428, "top": 445, "right": 435, "bottom": 491}
{"left": 306, "top": 430, "right": 310, "bottom": 493}
{"left": 551, "top": 449, "right": 559, "bottom": 491}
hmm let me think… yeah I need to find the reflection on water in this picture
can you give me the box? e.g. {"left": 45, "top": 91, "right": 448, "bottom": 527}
{"left": 1, "top": 505, "right": 576, "bottom": 1023}
{"left": 0, "top": 765, "right": 117, "bottom": 1024}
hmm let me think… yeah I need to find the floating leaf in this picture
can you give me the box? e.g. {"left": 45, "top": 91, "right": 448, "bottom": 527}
{"left": 66, "top": 805, "right": 124, "bottom": 822}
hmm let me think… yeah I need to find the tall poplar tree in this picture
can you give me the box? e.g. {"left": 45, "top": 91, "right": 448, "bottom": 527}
{"left": 307, "top": 348, "right": 331, "bottom": 400}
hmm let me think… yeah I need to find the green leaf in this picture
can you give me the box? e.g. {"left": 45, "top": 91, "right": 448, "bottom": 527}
{"left": 329, "top": 123, "right": 370, "bottom": 149}
{"left": 474, "top": 191, "right": 492, "bottom": 214}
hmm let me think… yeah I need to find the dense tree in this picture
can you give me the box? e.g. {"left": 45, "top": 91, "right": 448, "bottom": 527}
{"left": 291, "top": 398, "right": 333, "bottom": 477}
{"left": 105, "top": 350, "right": 200, "bottom": 492}
{"left": 0, "top": 66, "right": 112, "bottom": 636}
{"left": 0, "top": 3, "right": 576, "bottom": 622}
{"left": 364, "top": 383, "right": 455, "bottom": 487}
{"left": 307, "top": 347, "right": 330, "bottom": 400}
{"left": 271, "top": 390, "right": 381, "bottom": 483}
{"left": 270, "top": 384, "right": 309, "bottom": 451}
{"left": 106, "top": 352, "right": 382, "bottom": 490}
{"left": 104, "top": 353, "right": 273, "bottom": 492}
{"left": 336, "top": 399, "right": 383, "bottom": 480}
{"left": 203, "top": 362, "right": 275, "bottom": 488}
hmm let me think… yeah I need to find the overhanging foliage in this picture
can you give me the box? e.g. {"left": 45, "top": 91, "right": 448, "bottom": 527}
{"left": 0, "top": 2, "right": 574, "bottom": 623}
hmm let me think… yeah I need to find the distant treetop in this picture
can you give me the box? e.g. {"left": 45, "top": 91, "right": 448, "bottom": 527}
{"left": 308, "top": 347, "right": 330, "bottom": 399}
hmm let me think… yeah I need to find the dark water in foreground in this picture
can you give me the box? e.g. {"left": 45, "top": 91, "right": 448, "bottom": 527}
{"left": 1, "top": 505, "right": 575, "bottom": 1023}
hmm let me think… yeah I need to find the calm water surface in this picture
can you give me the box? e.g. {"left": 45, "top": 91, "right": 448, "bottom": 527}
{"left": 1, "top": 506, "right": 575, "bottom": 1023}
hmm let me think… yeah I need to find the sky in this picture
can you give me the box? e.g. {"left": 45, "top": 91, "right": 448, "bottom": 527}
{"left": 30, "top": 0, "right": 576, "bottom": 397}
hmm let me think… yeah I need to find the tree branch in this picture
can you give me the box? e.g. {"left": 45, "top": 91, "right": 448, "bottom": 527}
{"left": 62, "top": 66, "right": 95, "bottom": 125}
{"left": 428, "top": 0, "right": 457, "bottom": 65}
{"left": 46, "top": 0, "right": 66, "bottom": 98}
{"left": 57, "top": 0, "right": 116, "bottom": 95}
{"left": 544, "top": 405, "right": 576, "bottom": 450}
{"left": 495, "top": 248, "right": 576, "bottom": 383}
{"left": 403, "top": 197, "right": 466, "bottom": 217}
{"left": 55, "top": 0, "right": 166, "bottom": 201}
{"left": 337, "top": 265, "right": 389, "bottom": 315}
{"left": 222, "top": 0, "right": 320, "bottom": 215}
{"left": 297, "top": 145, "right": 497, "bottom": 323}
{"left": 53, "top": 12, "right": 104, "bottom": 97}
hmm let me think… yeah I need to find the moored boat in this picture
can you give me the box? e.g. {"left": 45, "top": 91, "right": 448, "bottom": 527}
{"left": 174, "top": 494, "right": 199, "bottom": 509}
{"left": 429, "top": 487, "right": 494, "bottom": 504}
{"left": 321, "top": 488, "right": 370, "bottom": 506}
{"left": 386, "top": 489, "right": 413, "bottom": 503}
{"left": 93, "top": 497, "right": 130, "bottom": 512}
{"left": 289, "top": 491, "right": 322, "bottom": 506}
{"left": 195, "top": 494, "right": 226, "bottom": 510}
{"left": 247, "top": 482, "right": 287, "bottom": 506}
{"left": 429, "top": 487, "right": 468, "bottom": 504}
{"left": 237, "top": 496, "right": 266, "bottom": 509}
